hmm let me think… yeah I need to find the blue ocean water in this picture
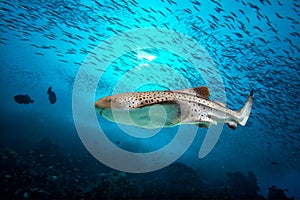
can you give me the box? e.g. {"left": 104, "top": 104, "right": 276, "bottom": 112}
{"left": 0, "top": 0, "right": 299, "bottom": 199}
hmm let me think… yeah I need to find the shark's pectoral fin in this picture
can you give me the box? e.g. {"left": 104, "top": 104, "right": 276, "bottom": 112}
{"left": 194, "top": 115, "right": 217, "bottom": 129}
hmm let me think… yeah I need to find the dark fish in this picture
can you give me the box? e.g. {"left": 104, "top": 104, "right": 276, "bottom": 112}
{"left": 184, "top": 8, "right": 192, "bottom": 14}
{"left": 47, "top": 87, "right": 57, "bottom": 104}
{"left": 238, "top": 9, "right": 245, "bottom": 15}
{"left": 196, "top": 16, "right": 203, "bottom": 22}
{"left": 149, "top": 7, "right": 157, "bottom": 13}
{"left": 191, "top": 0, "right": 201, "bottom": 5}
{"left": 193, "top": 5, "right": 200, "bottom": 12}
{"left": 169, "top": 0, "right": 177, "bottom": 6}
{"left": 248, "top": 3, "right": 260, "bottom": 11}
{"left": 230, "top": 11, "right": 237, "bottom": 18}
{"left": 148, "top": 15, "right": 158, "bottom": 22}
{"left": 165, "top": 7, "right": 172, "bottom": 13}
{"left": 259, "top": 0, "right": 265, "bottom": 5}
{"left": 258, "top": 37, "right": 267, "bottom": 43}
{"left": 290, "top": 32, "right": 300, "bottom": 37}
{"left": 209, "top": 14, "right": 219, "bottom": 23}
{"left": 224, "top": 15, "right": 235, "bottom": 22}
{"left": 211, "top": 0, "right": 221, "bottom": 7}
{"left": 94, "top": 1, "right": 103, "bottom": 7}
{"left": 271, "top": 161, "right": 277, "bottom": 165}
{"left": 245, "top": 17, "right": 250, "bottom": 23}
{"left": 158, "top": 10, "right": 166, "bottom": 17}
{"left": 141, "top": 7, "right": 150, "bottom": 13}
{"left": 14, "top": 95, "right": 34, "bottom": 104}
{"left": 233, "top": 32, "right": 243, "bottom": 38}
{"left": 214, "top": 7, "right": 224, "bottom": 13}
{"left": 253, "top": 26, "right": 263, "bottom": 32}
{"left": 275, "top": 12, "right": 284, "bottom": 19}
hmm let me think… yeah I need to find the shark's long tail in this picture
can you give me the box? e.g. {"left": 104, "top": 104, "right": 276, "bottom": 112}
{"left": 237, "top": 90, "right": 254, "bottom": 126}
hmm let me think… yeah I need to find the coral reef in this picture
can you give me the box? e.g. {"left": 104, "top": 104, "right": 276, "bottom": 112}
{"left": 0, "top": 139, "right": 295, "bottom": 199}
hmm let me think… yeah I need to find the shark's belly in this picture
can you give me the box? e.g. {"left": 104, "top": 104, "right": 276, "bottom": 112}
{"left": 101, "top": 104, "right": 183, "bottom": 129}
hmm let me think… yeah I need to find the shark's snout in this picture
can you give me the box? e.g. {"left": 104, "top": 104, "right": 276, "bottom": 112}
{"left": 95, "top": 96, "right": 113, "bottom": 109}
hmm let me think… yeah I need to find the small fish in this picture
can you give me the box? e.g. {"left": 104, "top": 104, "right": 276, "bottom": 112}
{"left": 95, "top": 86, "right": 253, "bottom": 129}
{"left": 47, "top": 87, "right": 57, "bottom": 104}
{"left": 253, "top": 26, "right": 263, "bottom": 32}
{"left": 14, "top": 94, "right": 34, "bottom": 104}
{"left": 275, "top": 12, "right": 284, "bottom": 19}
{"left": 215, "top": 7, "right": 224, "bottom": 13}
{"left": 277, "top": 0, "right": 283, "bottom": 6}
{"left": 248, "top": 3, "right": 260, "bottom": 11}
{"left": 238, "top": 9, "right": 245, "bottom": 15}
{"left": 233, "top": 32, "right": 243, "bottom": 38}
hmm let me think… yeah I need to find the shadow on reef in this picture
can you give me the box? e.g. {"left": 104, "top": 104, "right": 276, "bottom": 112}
{"left": 224, "top": 171, "right": 263, "bottom": 199}
{"left": 0, "top": 138, "right": 295, "bottom": 199}
{"left": 78, "top": 171, "right": 143, "bottom": 199}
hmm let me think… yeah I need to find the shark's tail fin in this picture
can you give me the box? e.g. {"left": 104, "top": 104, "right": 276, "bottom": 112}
{"left": 237, "top": 90, "right": 254, "bottom": 126}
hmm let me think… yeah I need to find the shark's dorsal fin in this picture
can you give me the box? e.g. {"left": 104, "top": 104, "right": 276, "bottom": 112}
{"left": 177, "top": 86, "right": 210, "bottom": 99}
{"left": 193, "top": 86, "right": 210, "bottom": 99}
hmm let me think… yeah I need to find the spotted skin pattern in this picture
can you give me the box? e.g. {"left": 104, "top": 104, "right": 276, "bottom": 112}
{"left": 95, "top": 87, "right": 253, "bottom": 129}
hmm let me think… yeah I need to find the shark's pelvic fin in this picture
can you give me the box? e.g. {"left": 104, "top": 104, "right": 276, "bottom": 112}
{"left": 237, "top": 90, "right": 254, "bottom": 126}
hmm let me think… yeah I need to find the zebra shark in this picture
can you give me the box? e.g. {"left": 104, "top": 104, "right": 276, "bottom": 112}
{"left": 95, "top": 86, "right": 253, "bottom": 129}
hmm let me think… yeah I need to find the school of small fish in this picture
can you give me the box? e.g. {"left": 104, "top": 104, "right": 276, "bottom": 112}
{"left": 0, "top": 0, "right": 299, "bottom": 168}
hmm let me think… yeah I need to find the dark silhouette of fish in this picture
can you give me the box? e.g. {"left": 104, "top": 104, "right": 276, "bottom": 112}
{"left": 47, "top": 87, "right": 57, "bottom": 104}
{"left": 14, "top": 95, "right": 34, "bottom": 104}
{"left": 275, "top": 12, "right": 284, "bottom": 19}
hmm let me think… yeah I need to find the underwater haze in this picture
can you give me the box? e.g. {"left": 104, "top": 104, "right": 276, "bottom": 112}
{"left": 0, "top": 0, "right": 299, "bottom": 199}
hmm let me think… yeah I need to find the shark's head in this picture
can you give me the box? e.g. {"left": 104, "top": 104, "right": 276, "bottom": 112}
{"left": 95, "top": 93, "right": 140, "bottom": 112}
{"left": 95, "top": 93, "right": 138, "bottom": 125}
{"left": 94, "top": 96, "right": 114, "bottom": 110}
